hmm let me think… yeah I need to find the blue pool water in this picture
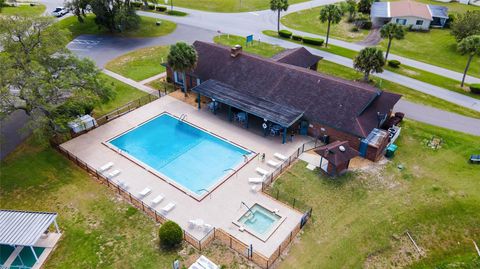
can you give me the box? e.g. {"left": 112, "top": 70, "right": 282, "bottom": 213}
{"left": 238, "top": 204, "right": 281, "bottom": 235}
{"left": 109, "top": 114, "right": 250, "bottom": 196}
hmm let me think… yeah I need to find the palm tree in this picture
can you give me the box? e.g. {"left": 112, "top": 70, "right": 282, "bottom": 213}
{"left": 319, "top": 4, "right": 343, "bottom": 47}
{"left": 345, "top": 0, "right": 357, "bottom": 22}
{"left": 270, "top": 0, "right": 289, "bottom": 33}
{"left": 457, "top": 35, "right": 480, "bottom": 87}
{"left": 353, "top": 47, "right": 386, "bottom": 82}
{"left": 380, "top": 23, "right": 405, "bottom": 61}
{"left": 167, "top": 42, "right": 198, "bottom": 95}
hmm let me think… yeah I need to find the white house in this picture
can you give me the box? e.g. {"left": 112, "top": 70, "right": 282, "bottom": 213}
{"left": 371, "top": 1, "right": 449, "bottom": 30}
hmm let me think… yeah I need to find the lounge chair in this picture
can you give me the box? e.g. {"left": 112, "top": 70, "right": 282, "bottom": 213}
{"left": 248, "top": 176, "right": 265, "bottom": 184}
{"left": 161, "top": 202, "right": 176, "bottom": 214}
{"left": 117, "top": 179, "right": 128, "bottom": 189}
{"left": 151, "top": 194, "right": 164, "bottom": 205}
{"left": 274, "top": 153, "right": 287, "bottom": 161}
{"left": 256, "top": 167, "right": 270, "bottom": 176}
{"left": 99, "top": 162, "right": 114, "bottom": 172}
{"left": 139, "top": 187, "right": 151, "bottom": 197}
{"left": 107, "top": 169, "right": 120, "bottom": 178}
{"left": 267, "top": 160, "right": 280, "bottom": 167}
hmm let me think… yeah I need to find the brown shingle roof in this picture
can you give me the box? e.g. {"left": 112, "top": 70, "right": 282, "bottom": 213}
{"left": 191, "top": 41, "right": 401, "bottom": 138}
{"left": 315, "top": 141, "right": 359, "bottom": 166}
{"left": 271, "top": 47, "right": 323, "bottom": 68}
{"left": 390, "top": 1, "right": 433, "bottom": 20}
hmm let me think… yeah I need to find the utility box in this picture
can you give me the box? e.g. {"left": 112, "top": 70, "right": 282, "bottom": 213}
{"left": 385, "top": 144, "right": 398, "bottom": 158}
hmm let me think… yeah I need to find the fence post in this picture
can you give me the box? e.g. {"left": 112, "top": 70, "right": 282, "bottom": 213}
{"left": 293, "top": 198, "right": 296, "bottom": 208}
{"left": 129, "top": 193, "right": 132, "bottom": 202}
{"left": 276, "top": 189, "right": 279, "bottom": 199}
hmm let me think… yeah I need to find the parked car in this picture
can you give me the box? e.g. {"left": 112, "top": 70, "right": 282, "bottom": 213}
{"left": 52, "top": 7, "right": 68, "bottom": 17}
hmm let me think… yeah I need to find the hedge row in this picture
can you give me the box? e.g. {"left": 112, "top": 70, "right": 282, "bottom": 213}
{"left": 388, "top": 60, "right": 401, "bottom": 68}
{"left": 130, "top": 2, "right": 184, "bottom": 15}
{"left": 471, "top": 84, "right": 480, "bottom": 94}
{"left": 277, "top": 31, "right": 324, "bottom": 46}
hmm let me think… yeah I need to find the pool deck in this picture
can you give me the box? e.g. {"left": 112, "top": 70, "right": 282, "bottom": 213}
{"left": 61, "top": 95, "right": 309, "bottom": 257}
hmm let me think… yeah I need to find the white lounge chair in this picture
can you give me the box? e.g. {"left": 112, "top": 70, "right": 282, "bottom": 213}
{"left": 248, "top": 176, "right": 265, "bottom": 184}
{"left": 251, "top": 185, "right": 258, "bottom": 193}
{"left": 256, "top": 167, "right": 270, "bottom": 176}
{"left": 267, "top": 160, "right": 280, "bottom": 167}
{"left": 99, "top": 162, "right": 114, "bottom": 172}
{"left": 139, "top": 187, "right": 151, "bottom": 197}
{"left": 274, "top": 153, "right": 287, "bottom": 161}
{"left": 151, "top": 194, "right": 164, "bottom": 205}
{"left": 107, "top": 169, "right": 120, "bottom": 178}
{"left": 117, "top": 179, "right": 128, "bottom": 189}
{"left": 161, "top": 202, "right": 176, "bottom": 214}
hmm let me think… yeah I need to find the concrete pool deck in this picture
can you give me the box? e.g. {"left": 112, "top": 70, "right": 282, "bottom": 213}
{"left": 61, "top": 95, "right": 310, "bottom": 257}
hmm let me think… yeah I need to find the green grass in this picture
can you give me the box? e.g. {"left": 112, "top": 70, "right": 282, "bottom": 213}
{"left": 214, "top": 34, "right": 285, "bottom": 58}
{"left": 267, "top": 120, "right": 480, "bottom": 268}
{"left": 318, "top": 60, "right": 480, "bottom": 119}
{"left": 281, "top": 6, "right": 370, "bottom": 42}
{"left": 0, "top": 139, "right": 181, "bottom": 268}
{"left": 105, "top": 46, "right": 170, "bottom": 81}
{"left": 0, "top": 4, "right": 46, "bottom": 16}
{"left": 169, "top": 0, "right": 307, "bottom": 12}
{"left": 263, "top": 30, "right": 480, "bottom": 100}
{"left": 56, "top": 14, "right": 176, "bottom": 41}
{"left": 94, "top": 74, "right": 149, "bottom": 116}
{"left": 378, "top": 29, "right": 480, "bottom": 79}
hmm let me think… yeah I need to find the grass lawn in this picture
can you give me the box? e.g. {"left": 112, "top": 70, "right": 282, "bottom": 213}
{"left": 267, "top": 120, "right": 480, "bottom": 268}
{"left": 214, "top": 34, "right": 285, "bottom": 58}
{"left": 93, "top": 73, "right": 149, "bottom": 116}
{"left": 170, "top": 0, "right": 307, "bottom": 12}
{"left": 318, "top": 60, "right": 480, "bottom": 119}
{"left": 147, "top": 78, "right": 176, "bottom": 93}
{"left": 263, "top": 30, "right": 480, "bottom": 100}
{"left": 56, "top": 14, "right": 176, "bottom": 41}
{"left": 105, "top": 46, "right": 170, "bottom": 82}
{"left": 378, "top": 29, "right": 480, "bottom": 78}
{"left": 0, "top": 139, "right": 181, "bottom": 268}
{"left": 0, "top": 4, "right": 46, "bottom": 16}
{"left": 280, "top": 6, "right": 370, "bottom": 43}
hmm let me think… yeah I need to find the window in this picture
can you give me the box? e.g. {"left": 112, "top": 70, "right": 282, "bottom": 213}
{"left": 416, "top": 20, "right": 423, "bottom": 26}
{"left": 173, "top": 71, "right": 184, "bottom": 84}
{"left": 395, "top": 18, "right": 407, "bottom": 25}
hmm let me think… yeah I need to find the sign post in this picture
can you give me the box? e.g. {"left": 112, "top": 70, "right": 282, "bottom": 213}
{"left": 246, "top": 35, "right": 254, "bottom": 46}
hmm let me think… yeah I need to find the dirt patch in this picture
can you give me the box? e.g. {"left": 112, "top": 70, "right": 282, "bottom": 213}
{"left": 169, "top": 90, "right": 211, "bottom": 108}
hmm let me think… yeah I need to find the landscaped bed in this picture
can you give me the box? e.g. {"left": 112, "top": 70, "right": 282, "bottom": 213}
{"left": 266, "top": 120, "right": 480, "bottom": 268}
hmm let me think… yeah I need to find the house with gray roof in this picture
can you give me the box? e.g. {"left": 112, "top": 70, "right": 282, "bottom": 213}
{"left": 371, "top": 1, "right": 449, "bottom": 29}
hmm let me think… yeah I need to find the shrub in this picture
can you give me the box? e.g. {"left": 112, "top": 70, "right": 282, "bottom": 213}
{"left": 351, "top": 26, "right": 359, "bottom": 32}
{"left": 354, "top": 18, "right": 372, "bottom": 30}
{"left": 303, "top": 36, "right": 324, "bottom": 46}
{"left": 361, "top": 21, "right": 372, "bottom": 30}
{"left": 292, "top": 35, "right": 303, "bottom": 41}
{"left": 167, "top": 10, "right": 188, "bottom": 16}
{"left": 131, "top": 2, "right": 142, "bottom": 8}
{"left": 148, "top": 4, "right": 155, "bottom": 10}
{"left": 388, "top": 60, "right": 401, "bottom": 68}
{"left": 470, "top": 84, "right": 480, "bottom": 94}
{"left": 159, "top": 221, "right": 183, "bottom": 248}
{"left": 156, "top": 6, "right": 167, "bottom": 12}
{"left": 278, "top": 30, "right": 292, "bottom": 38}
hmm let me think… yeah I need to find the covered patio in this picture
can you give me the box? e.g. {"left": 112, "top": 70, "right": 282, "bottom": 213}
{"left": 0, "top": 210, "right": 62, "bottom": 269}
{"left": 192, "top": 79, "right": 305, "bottom": 144}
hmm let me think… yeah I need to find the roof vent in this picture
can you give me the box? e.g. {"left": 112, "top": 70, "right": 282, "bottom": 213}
{"left": 231, "top": 45, "right": 242, "bottom": 58}
{"left": 339, "top": 146, "right": 346, "bottom": 152}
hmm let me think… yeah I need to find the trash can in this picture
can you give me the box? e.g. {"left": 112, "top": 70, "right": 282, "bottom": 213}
{"left": 385, "top": 144, "right": 398, "bottom": 158}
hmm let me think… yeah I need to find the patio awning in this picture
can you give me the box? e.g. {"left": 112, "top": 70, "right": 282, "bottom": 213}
{"left": 0, "top": 210, "right": 58, "bottom": 246}
{"left": 192, "top": 79, "right": 304, "bottom": 127}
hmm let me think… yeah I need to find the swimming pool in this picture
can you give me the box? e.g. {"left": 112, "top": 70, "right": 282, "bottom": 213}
{"left": 108, "top": 113, "right": 251, "bottom": 198}
{"left": 237, "top": 204, "right": 283, "bottom": 241}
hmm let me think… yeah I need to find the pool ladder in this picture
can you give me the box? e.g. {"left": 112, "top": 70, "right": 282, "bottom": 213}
{"left": 180, "top": 114, "right": 187, "bottom": 122}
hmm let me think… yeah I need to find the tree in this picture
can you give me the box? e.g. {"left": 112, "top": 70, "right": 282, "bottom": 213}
{"left": 319, "top": 4, "right": 343, "bottom": 47}
{"left": 65, "top": 0, "right": 91, "bottom": 23}
{"left": 457, "top": 35, "right": 480, "bottom": 87}
{"left": 167, "top": 42, "right": 198, "bottom": 96}
{"left": 0, "top": 15, "right": 112, "bottom": 139}
{"left": 345, "top": 0, "right": 357, "bottom": 22}
{"left": 358, "top": 0, "right": 372, "bottom": 14}
{"left": 0, "top": 0, "right": 6, "bottom": 12}
{"left": 90, "top": 0, "right": 140, "bottom": 33}
{"left": 158, "top": 221, "right": 183, "bottom": 249}
{"left": 270, "top": 0, "right": 289, "bottom": 33}
{"left": 451, "top": 11, "right": 480, "bottom": 42}
{"left": 353, "top": 47, "right": 386, "bottom": 82}
{"left": 380, "top": 23, "right": 405, "bottom": 61}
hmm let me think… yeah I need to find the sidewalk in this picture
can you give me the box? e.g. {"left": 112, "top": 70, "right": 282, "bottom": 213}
{"left": 102, "top": 69, "right": 158, "bottom": 95}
